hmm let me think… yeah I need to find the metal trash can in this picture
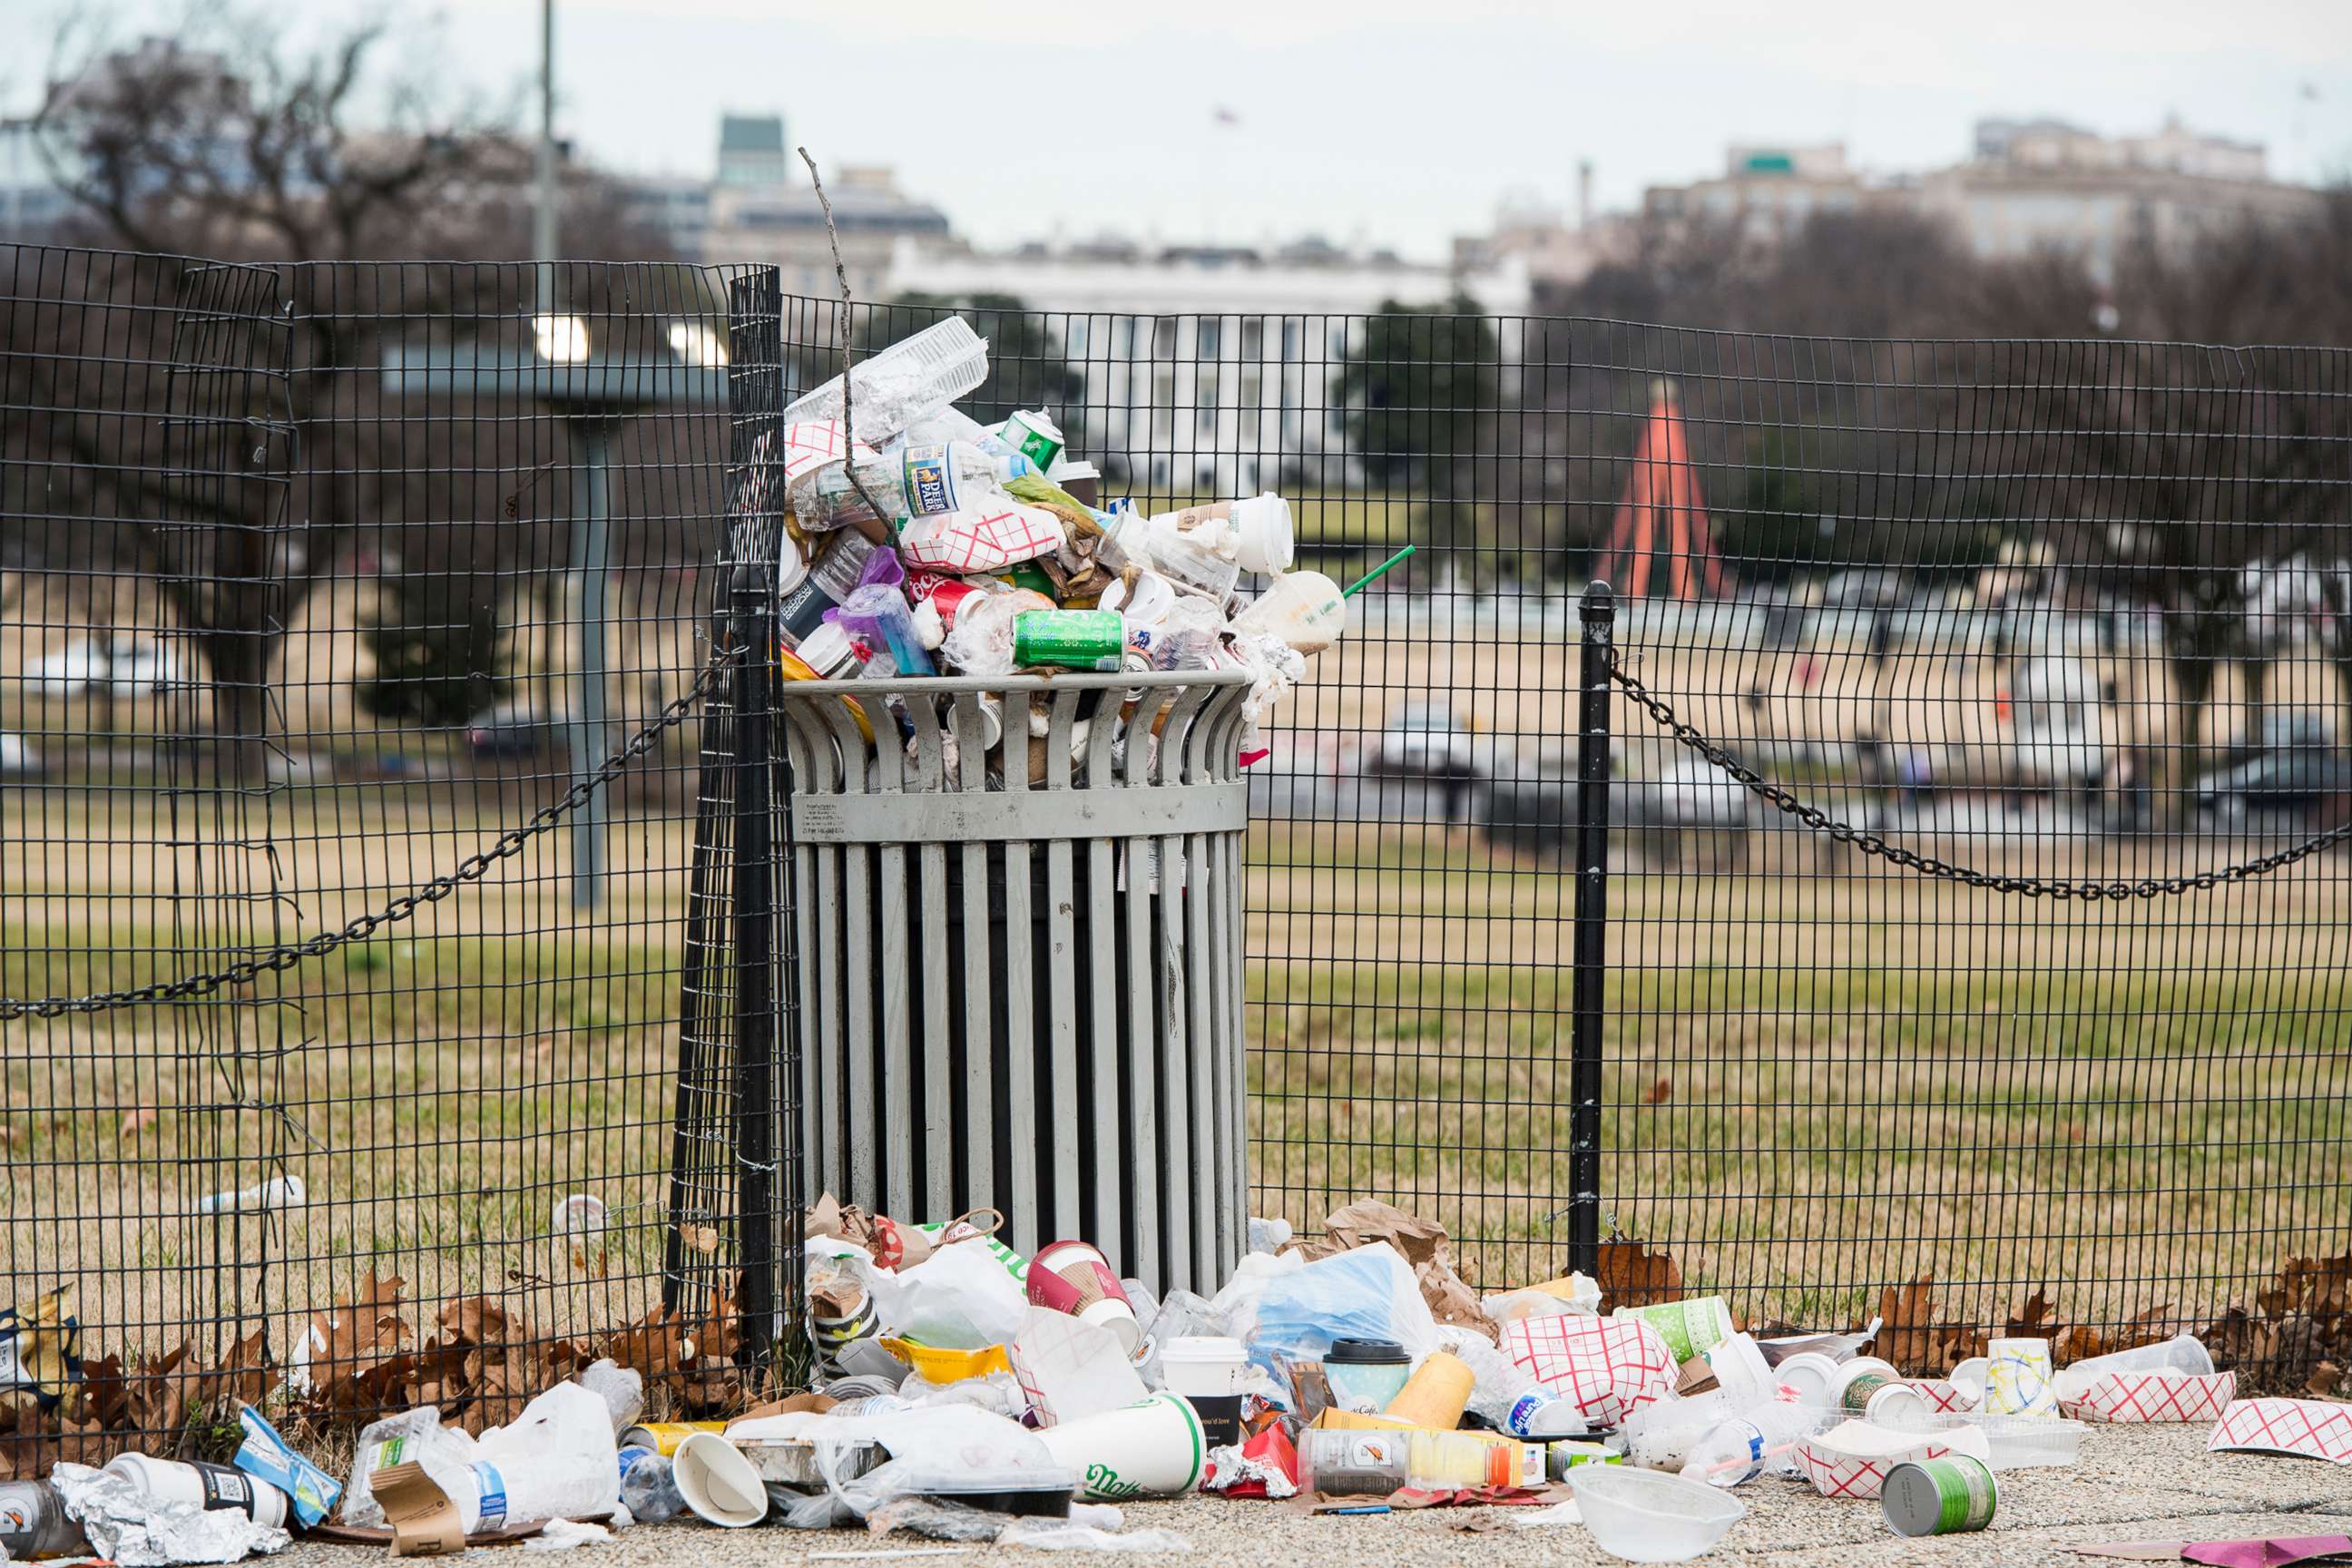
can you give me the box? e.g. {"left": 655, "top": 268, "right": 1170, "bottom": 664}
{"left": 777, "top": 668, "right": 1252, "bottom": 1295}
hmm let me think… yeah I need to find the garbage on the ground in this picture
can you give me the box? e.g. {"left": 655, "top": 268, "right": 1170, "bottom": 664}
{"left": 1024, "top": 1241, "right": 1142, "bottom": 1353}
{"left": 2074, "top": 1538, "right": 2352, "bottom": 1568}
{"left": 1005, "top": 1308, "right": 1149, "bottom": 1427}
{"left": 0, "top": 1478, "right": 89, "bottom": 1560}
{"left": 1756, "top": 1319, "right": 1882, "bottom": 1366}
{"left": 1321, "top": 1337, "right": 1411, "bottom": 1413}
{"left": 344, "top": 1382, "right": 619, "bottom": 1534}
{"left": 2207, "top": 1397, "right": 2352, "bottom": 1465}
{"left": 615, "top": 1421, "right": 724, "bottom": 1455}
{"left": 1875, "top": 1406, "right": 2089, "bottom": 1469}
{"left": 1880, "top": 1455, "right": 1996, "bottom": 1536}
{"left": 1564, "top": 1464, "right": 1746, "bottom": 1563}
{"left": 671, "top": 1432, "right": 767, "bottom": 1527}
{"left": 1200, "top": 1426, "right": 1298, "bottom": 1499}
{"left": 1034, "top": 1393, "right": 1206, "bottom": 1501}
{"left": 1157, "top": 1336, "right": 1250, "bottom": 1448}
{"left": 0, "top": 1290, "right": 83, "bottom": 1413}
{"left": 1793, "top": 1416, "right": 1994, "bottom": 1498}
{"left": 231, "top": 1404, "right": 340, "bottom": 1528}
{"left": 52, "top": 1457, "right": 290, "bottom": 1566}
{"left": 2065, "top": 1369, "right": 2238, "bottom": 1423}
{"left": 1501, "top": 1313, "right": 1679, "bottom": 1426}
{"left": 1987, "top": 1336, "right": 2061, "bottom": 1415}
{"left": 1287, "top": 1201, "right": 1494, "bottom": 1338}
{"left": 194, "top": 1176, "right": 306, "bottom": 1217}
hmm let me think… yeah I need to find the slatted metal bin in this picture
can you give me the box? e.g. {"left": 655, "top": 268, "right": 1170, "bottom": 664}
{"left": 777, "top": 668, "right": 1252, "bottom": 1296}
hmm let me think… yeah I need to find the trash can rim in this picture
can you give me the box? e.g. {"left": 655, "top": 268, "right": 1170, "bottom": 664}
{"left": 775, "top": 669, "right": 1252, "bottom": 698}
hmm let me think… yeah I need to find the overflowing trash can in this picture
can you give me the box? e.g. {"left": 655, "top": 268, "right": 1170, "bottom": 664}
{"left": 779, "top": 668, "right": 1254, "bottom": 1295}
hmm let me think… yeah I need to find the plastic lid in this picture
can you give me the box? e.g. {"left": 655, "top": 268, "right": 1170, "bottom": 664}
{"left": 1046, "top": 456, "right": 1101, "bottom": 481}
{"left": 1326, "top": 1337, "right": 1409, "bottom": 1365}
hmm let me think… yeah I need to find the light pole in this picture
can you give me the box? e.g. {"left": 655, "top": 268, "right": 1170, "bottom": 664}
{"left": 533, "top": 0, "right": 559, "bottom": 311}
{"left": 383, "top": 337, "right": 727, "bottom": 907}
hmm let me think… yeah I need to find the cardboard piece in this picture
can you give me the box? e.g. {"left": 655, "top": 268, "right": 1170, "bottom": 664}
{"left": 369, "top": 1462, "right": 466, "bottom": 1558}
{"left": 1675, "top": 1356, "right": 1720, "bottom": 1396}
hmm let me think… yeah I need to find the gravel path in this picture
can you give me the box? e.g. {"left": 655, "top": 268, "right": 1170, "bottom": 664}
{"left": 271, "top": 1426, "right": 2350, "bottom": 1567}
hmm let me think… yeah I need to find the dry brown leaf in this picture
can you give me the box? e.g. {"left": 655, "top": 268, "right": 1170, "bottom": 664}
{"left": 1642, "top": 1078, "right": 1672, "bottom": 1106}
{"left": 2007, "top": 1288, "right": 2058, "bottom": 1336}
{"left": 1875, "top": 1279, "right": 1937, "bottom": 1372}
{"left": 117, "top": 1107, "right": 158, "bottom": 1140}
{"left": 1596, "top": 1239, "right": 1683, "bottom": 1311}
{"left": 685, "top": 1224, "right": 722, "bottom": 1256}
{"left": 2307, "top": 1360, "right": 2342, "bottom": 1397}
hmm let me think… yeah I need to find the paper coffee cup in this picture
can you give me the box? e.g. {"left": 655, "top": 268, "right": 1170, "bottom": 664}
{"left": 1986, "top": 1338, "right": 2057, "bottom": 1416}
{"left": 1028, "top": 1240, "right": 1141, "bottom": 1354}
{"left": 1230, "top": 493, "right": 1295, "bottom": 576}
{"left": 1612, "top": 1297, "right": 1734, "bottom": 1364}
{"left": 1034, "top": 1392, "right": 1206, "bottom": 1501}
{"left": 671, "top": 1432, "right": 768, "bottom": 1527}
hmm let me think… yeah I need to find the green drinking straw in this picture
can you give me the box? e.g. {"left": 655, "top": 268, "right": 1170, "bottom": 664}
{"left": 1342, "top": 544, "right": 1416, "bottom": 599}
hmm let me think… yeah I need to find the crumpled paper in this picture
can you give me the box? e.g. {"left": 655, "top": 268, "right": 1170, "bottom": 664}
{"left": 1287, "top": 1200, "right": 1496, "bottom": 1341}
{"left": 524, "top": 1519, "right": 614, "bottom": 1552}
{"left": 805, "top": 1193, "right": 939, "bottom": 1273}
{"left": 52, "top": 1463, "right": 289, "bottom": 1566}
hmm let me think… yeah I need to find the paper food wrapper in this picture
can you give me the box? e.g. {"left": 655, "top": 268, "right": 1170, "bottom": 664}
{"left": 1796, "top": 1418, "right": 1993, "bottom": 1500}
{"left": 2208, "top": 1398, "right": 2352, "bottom": 1465}
{"left": 372, "top": 1462, "right": 466, "bottom": 1557}
{"left": 1906, "top": 1378, "right": 1983, "bottom": 1414}
{"left": 2063, "top": 1370, "right": 2237, "bottom": 1424}
{"left": 1502, "top": 1314, "right": 1676, "bottom": 1427}
{"left": 49, "top": 1462, "right": 290, "bottom": 1568}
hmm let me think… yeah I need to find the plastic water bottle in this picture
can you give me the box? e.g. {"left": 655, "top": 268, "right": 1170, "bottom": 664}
{"left": 1441, "top": 1329, "right": 1591, "bottom": 1439}
{"left": 792, "top": 442, "right": 1032, "bottom": 532}
{"left": 1681, "top": 1401, "right": 1822, "bottom": 1487}
{"left": 618, "top": 1454, "right": 683, "bottom": 1524}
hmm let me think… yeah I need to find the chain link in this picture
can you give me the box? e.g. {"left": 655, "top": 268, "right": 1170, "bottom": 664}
{"left": 1, "top": 643, "right": 749, "bottom": 1021}
{"left": 1604, "top": 650, "right": 2351, "bottom": 901}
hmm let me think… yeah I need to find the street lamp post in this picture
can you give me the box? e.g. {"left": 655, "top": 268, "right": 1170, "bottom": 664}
{"left": 383, "top": 339, "right": 727, "bottom": 907}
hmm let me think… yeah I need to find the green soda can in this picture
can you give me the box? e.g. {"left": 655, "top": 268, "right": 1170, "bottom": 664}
{"left": 1881, "top": 1456, "right": 1996, "bottom": 1536}
{"left": 1014, "top": 609, "right": 1124, "bottom": 671}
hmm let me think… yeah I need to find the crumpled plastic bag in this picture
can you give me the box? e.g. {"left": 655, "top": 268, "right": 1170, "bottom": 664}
{"left": 866, "top": 1239, "right": 1027, "bottom": 1348}
{"left": 52, "top": 1462, "right": 289, "bottom": 1566}
{"left": 1229, "top": 1242, "right": 1440, "bottom": 1377}
{"left": 1289, "top": 1200, "right": 1496, "bottom": 1340}
{"left": 342, "top": 1382, "right": 619, "bottom": 1534}
{"left": 1000, "top": 1519, "right": 1193, "bottom": 1553}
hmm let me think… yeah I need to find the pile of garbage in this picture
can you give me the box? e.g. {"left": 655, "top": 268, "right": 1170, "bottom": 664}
{"left": 5, "top": 1210, "right": 2347, "bottom": 1563}
{"left": 768, "top": 317, "right": 1355, "bottom": 769}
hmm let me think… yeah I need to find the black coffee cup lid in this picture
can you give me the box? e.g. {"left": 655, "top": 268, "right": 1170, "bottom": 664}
{"left": 1325, "top": 1337, "right": 1408, "bottom": 1364}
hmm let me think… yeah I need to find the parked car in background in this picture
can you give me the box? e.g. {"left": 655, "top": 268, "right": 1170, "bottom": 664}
{"left": 0, "top": 733, "right": 42, "bottom": 777}
{"left": 1365, "top": 701, "right": 1485, "bottom": 822}
{"left": 24, "top": 634, "right": 190, "bottom": 701}
{"left": 2198, "top": 710, "right": 2351, "bottom": 831}
{"left": 466, "top": 699, "right": 565, "bottom": 760}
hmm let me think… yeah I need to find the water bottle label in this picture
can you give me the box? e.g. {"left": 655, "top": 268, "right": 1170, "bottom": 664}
{"left": 901, "top": 445, "right": 960, "bottom": 515}
{"left": 472, "top": 1463, "right": 508, "bottom": 1531}
{"left": 1505, "top": 1394, "right": 1547, "bottom": 1437}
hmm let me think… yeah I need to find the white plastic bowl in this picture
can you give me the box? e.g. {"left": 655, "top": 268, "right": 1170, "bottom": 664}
{"left": 1567, "top": 1465, "right": 1747, "bottom": 1563}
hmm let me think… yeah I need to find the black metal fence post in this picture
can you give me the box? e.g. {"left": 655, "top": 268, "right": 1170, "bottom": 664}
{"left": 1567, "top": 581, "right": 1616, "bottom": 1278}
{"left": 723, "top": 270, "right": 784, "bottom": 1372}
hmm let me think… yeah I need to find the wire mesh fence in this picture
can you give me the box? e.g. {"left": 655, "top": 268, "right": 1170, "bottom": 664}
{"left": 4, "top": 253, "right": 2347, "bottom": 1459}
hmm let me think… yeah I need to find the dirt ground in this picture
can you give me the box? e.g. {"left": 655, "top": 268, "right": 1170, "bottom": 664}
{"left": 259, "top": 1422, "right": 2352, "bottom": 1567}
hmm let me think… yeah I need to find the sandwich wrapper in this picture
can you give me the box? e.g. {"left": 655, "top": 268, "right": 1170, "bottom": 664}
{"left": 234, "top": 1404, "right": 342, "bottom": 1528}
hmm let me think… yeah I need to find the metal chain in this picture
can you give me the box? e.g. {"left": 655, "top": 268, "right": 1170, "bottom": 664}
{"left": 1605, "top": 650, "right": 2352, "bottom": 901}
{"left": 1, "top": 642, "right": 748, "bottom": 1021}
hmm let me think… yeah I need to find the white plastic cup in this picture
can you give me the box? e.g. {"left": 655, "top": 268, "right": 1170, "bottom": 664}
{"left": 1230, "top": 493, "right": 1296, "bottom": 576}
{"left": 1034, "top": 1393, "right": 1206, "bottom": 1501}
{"left": 1231, "top": 571, "right": 1347, "bottom": 654}
{"left": 2052, "top": 1333, "right": 2214, "bottom": 1403}
{"left": 1100, "top": 570, "right": 1175, "bottom": 633}
{"left": 671, "top": 1432, "right": 767, "bottom": 1528}
{"left": 102, "top": 1455, "right": 289, "bottom": 1531}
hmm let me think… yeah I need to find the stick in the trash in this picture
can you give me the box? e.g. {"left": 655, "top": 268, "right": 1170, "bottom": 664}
{"left": 796, "top": 146, "right": 892, "bottom": 531}
{"left": 1342, "top": 544, "right": 1416, "bottom": 598}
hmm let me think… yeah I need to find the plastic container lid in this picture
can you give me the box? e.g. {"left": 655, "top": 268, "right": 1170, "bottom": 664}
{"left": 1326, "top": 1337, "right": 1409, "bottom": 1365}
{"left": 1774, "top": 1351, "right": 1844, "bottom": 1406}
{"left": 1566, "top": 1464, "right": 1747, "bottom": 1563}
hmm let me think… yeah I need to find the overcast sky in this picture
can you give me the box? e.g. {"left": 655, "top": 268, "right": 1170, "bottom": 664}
{"left": 19, "top": 0, "right": 2352, "bottom": 259}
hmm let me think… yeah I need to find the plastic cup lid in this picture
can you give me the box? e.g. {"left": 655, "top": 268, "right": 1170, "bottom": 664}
{"left": 1326, "top": 1337, "right": 1409, "bottom": 1364}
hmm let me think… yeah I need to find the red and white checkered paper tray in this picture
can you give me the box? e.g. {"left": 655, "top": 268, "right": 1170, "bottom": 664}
{"left": 2208, "top": 1397, "right": 2352, "bottom": 1465}
{"left": 899, "top": 503, "right": 1066, "bottom": 573}
{"left": 1906, "top": 1378, "right": 1982, "bottom": 1414}
{"left": 779, "top": 419, "right": 875, "bottom": 486}
{"left": 1503, "top": 1314, "right": 1677, "bottom": 1427}
{"left": 1796, "top": 1419, "right": 1994, "bottom": 1500}
{"left": 2063, "top": 1369, "right": 2237, "bottom": 1424}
